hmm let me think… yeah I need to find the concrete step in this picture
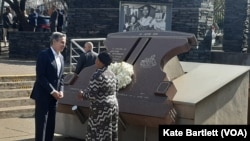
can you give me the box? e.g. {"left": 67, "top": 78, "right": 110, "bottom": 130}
{"left": 0, "top": 41, "right": 8, "bottom": 47}
{"left": 0, "top": 60, "right": 36, "bottom": 119}
{"left": 0, "top": 105, "right": 35, "bottom": 119}
{"left": 0, "top": 81, "right": 34, "bottom": 89}
{"left": 0, "top": 89, "right": 32, "bottom": 98}
{"left": 0, "top": 45, "right": 9, "bottom": 51}
{"left": 211, "top": 42, "right": 223, "bottom": 51}
{"left": 0, "top": 43, "right": 9, "bottom": 55}
{"left": 0, "top": 75, "right": 35, "bottom": 82}
{"left": 0, "top": 97, "right": 34, "bottom": 108}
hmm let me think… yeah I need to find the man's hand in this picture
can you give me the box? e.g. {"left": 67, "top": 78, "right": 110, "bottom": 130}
{"left": 52, "top": 91, "right": 63, "bottom": 100}
{"left": 59, "top": 91, "right": 64, "bottom": 98}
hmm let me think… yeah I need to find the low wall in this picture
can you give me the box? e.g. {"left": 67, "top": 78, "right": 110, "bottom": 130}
{"left": 8, "top": 32, "right": 51, "bottom": 60}
{"left": 176, "top": 62, "right": 250, "bottom": 124}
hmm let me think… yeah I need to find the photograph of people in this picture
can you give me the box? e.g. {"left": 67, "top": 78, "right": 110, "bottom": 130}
{"left": 138, "top": 4, "right": 153, "bottom": 30}
{"left": 120, "top": 2, "right": 168, "bottom": 32}
{"left": 150, "top": 12, "right": 166, "bottom": 31}
{"left": 124, "top": 15, "right": 140, "bottom": 32}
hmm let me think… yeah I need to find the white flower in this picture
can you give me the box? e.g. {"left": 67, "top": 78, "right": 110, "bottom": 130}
{"left": 108, "top": 61, "right": 134, "bottom": 90}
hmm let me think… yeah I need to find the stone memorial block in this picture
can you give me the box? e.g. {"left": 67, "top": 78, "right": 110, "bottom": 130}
{"left": 60, "top": 30, "right": 197, "bottom": 127}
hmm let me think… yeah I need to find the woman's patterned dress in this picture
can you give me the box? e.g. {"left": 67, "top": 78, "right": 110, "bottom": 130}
{"left": 83, "top": 67, "right": 119, "bottom": 141}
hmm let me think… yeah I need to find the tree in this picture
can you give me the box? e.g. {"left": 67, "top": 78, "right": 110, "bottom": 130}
{"left": 2, "top": 0, "right": 68, "bottom": 31}
{"left": 2, "top": 0, "right": 69, "bottom": 31}
{"left": 4, "top": 0, "right": 33, "bottom": 31}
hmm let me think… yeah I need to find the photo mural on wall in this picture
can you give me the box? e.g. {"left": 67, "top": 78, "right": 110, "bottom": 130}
{"left": 119, "top": 1, "right": 172, "bottom": 32}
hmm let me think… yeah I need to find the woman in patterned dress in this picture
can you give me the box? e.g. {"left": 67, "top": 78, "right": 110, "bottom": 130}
{"left": 77, "top": 51, "right": 119, "bottom": 141}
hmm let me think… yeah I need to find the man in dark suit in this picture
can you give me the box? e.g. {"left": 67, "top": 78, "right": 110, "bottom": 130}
{"left": 74, "top": 42, "right": 98, "bottom": 75}
{"left": 30, "top": 32, "right": 67, "bottom": 141}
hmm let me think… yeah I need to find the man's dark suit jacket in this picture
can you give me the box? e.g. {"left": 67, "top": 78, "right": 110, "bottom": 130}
{"left": 30, "top": 47, "right": 64, "bottom": 141}
{"left": 30, "top": 48, "right": 64, "bottom": 101}
{"left": 74, "top": 50, "right": 98, "bottom": 74}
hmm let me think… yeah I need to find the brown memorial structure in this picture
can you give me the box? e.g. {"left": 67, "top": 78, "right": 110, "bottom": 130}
{"left": 57, "top": 31, "right": 198, "bottom": 140}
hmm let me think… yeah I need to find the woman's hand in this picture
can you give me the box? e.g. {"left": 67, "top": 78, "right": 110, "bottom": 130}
{"left": 77, "top": 90, "right": 84, "bottom": 101}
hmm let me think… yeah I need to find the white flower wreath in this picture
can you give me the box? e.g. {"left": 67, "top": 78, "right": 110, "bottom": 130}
{"left": 108, "top": 61, "right": 134, "bottom": 90}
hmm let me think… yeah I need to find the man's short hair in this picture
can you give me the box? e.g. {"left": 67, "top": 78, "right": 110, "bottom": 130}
{"left": 85, "top": 42, "right": 94, "bottom": 49}
{"left": 50, "top": 32, "right": 66, "bottom": 45}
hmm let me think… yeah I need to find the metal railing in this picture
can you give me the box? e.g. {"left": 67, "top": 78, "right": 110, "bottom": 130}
{"left": 214, "top": 0, "right": 225, "bottom": 32}
{"left": 69, "top": 38, "right": 106, "bottom": 72}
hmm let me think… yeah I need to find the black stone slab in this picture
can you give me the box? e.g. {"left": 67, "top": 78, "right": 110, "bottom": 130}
{"left": 60, "top": 30, "right": 197, "bottom": 125}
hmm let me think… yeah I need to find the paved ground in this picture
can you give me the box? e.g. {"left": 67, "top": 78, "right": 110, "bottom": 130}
{"left": 0, "top": 57, "right": 83, "bottom": 141}
{"left": 0, "top": 58, "right": 36, "bottom": 76}
{"left": 0, "top": 116, "right": 83, "bottom": 141}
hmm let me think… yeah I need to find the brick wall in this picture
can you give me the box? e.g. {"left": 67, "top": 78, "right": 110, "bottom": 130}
{"left": 9, "top": 32, "right": 51, "bottom": 60}
{"left": 8, "top": 0, "right": 250, "bottom": 65}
